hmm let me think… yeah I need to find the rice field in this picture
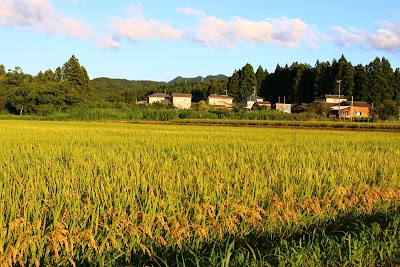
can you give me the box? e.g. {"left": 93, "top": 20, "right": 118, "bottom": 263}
{"left": 0, "top": 120, "right": 399, "bottom": 266}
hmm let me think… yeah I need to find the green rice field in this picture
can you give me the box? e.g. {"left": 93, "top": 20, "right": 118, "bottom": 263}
{"left": 0, "top": 120, "right": 399, "bottom": 266}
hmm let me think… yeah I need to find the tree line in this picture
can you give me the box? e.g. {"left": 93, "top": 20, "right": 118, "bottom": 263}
{"left": 0, "top": 54, "right": 399, "bottom": 118}
{"left": 227, "top": 55, "right": 400, "bottom": 105}
{"left": 0, "top": 55, "right": 91, "bottom": 115}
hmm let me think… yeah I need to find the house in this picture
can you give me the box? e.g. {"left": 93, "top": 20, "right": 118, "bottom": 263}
{"left": 147, "top": 93, "right": 171, "bottom": 104}
{"left": 241, "top": 93, "right": 271, "bottom": 110}
{"left": 171, "top": 93, "right": 192, "bottom": 109}
{"left": 316, "top": 94, "right": 347, "bottom": 104}
{"left": 208, "top": 94, "right": 234, "bottom": 109}
{"left": 274, "top": 103, "right": 292, "bottom": 113}
{"left": 331, "top": 101, "right": 371, "bottom": 118}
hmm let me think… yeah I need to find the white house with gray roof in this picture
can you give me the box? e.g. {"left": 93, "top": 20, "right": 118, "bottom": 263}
{"left": 171, "top": 93, "right": 192, "bottom": 109}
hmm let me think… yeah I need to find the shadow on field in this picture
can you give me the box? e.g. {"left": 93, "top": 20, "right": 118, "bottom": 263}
{"left": 75, "top": 208, "right": 400, "bottom": 266}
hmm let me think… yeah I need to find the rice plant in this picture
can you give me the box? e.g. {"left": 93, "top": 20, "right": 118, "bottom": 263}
{"left": 0, "top": 120, "right": 399, "bottom": 266}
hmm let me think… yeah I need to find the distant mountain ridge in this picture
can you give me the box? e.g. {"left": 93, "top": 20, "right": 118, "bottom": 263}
{"left": 168, "top": 74, "right": 229, "bottom": 84}
{"left": 91, "top": 77, "right": 165, "bottom": 93}
{"left": 92, "top": 74, "right": 229, "bottom": 93}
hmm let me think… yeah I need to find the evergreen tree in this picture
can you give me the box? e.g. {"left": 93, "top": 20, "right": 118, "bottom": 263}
{"left": 0, "top": 64, "right": 5, "bottom": 75}
{"left": 255, "top": 66, "right": 266, "bottom": 97}
{"left": 0, "top": 65, "right": 6, "bottom": 111}
{"left": 61, "top": 55, "right": 91, "bottom": 103}
{"left": 227, "top": 70, "right": 240, "bottom": 101}
{"left": 366, "top": 57, "right": 394, "bottom": 104}
{"left": 290, "top": 62, "right": 308, "bottom": 104}
{"left": 238, "top": 63, "right": 256, "bottom": 101}
{"left": 331, "top": 55, "right": 355, "bottom": 97}
{"left": 43, "top": 69, "right": 56, "bottom": 82}
{"left": 302, "top": 65, "right": 315, "bottom": 103}
{"left": 36, "top": 71, "right": 44, "bottom": 81}
{"left": 394, "top": 68, "right": 400, "bottom": 102}
{"left": 62, "top": 55, "right": 90, "bottom": 91}
{"left": 80, "top": 66, "right": 91, "bottom": 92}
{"left": 353, "top": 64, "right": 368, "bottom": 101}
{"left": 381, "top": 57, "right": 395, "bottom": 100}
{"left": 313, "top": 60, "right": 332, "bottom": 97}
{"left": 55, "top": 67, "right": 62, "bottom": 82}
{"left": 273, "top": 64, "right": 291, "bottom": 103}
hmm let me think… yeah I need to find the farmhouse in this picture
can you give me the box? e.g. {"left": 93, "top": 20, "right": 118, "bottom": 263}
{"left": 171, "top": 93, "right": 192, "bottom": 109}
{"left": 147, "top": 93, "right": 171, "bottom": 104}
{"left": 316, "top": 94, "right": 347, "bottom": 104}
{"left": 208, "top": 94, "right": 234, "bottom": 109}
{"left": 241, "top": 93, "right": 271, "bottom": 110}
{"left": 331, "top": 101, "right": 371, "bottom": 118}
{"left": 274, "top": 103, "right": 292, "bottom": 113}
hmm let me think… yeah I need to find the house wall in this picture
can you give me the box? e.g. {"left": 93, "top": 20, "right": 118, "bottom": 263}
{"left": 148, "top": 97, "right": 165, "bottom": 104}
{"left": 275, "top": 103, "right": 291, "bottom": 113}
{"left": 173, "top": 97, "right": 191, "bottom": 109}
{"left": 341, "top": 106, "right": 370, "bottom": 118}
{"left": 209, "top": 98, "right": 233, "bottom": 105}
{"left": 243, "top": 100, "right": 255, "bottom": 107}
{"left": 326, "top": 98, "right": 342, "bottom": 104}
{"left": 326, "top": 97, "right": 347, "bottom": 104}
{"left": 352, "top": 106, "right": 370, "bottom": 118}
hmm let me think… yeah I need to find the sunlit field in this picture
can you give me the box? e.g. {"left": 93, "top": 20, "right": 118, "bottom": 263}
{"left": 0, "top": 120, "right": 399, "bottom": 266}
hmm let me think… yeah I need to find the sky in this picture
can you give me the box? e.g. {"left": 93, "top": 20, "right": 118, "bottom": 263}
{"left": 0, "top": 0, "right": 400, "bottom": 82}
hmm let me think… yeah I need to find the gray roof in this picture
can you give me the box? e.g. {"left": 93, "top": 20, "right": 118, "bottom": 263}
{"left": 171, "top": 93, "right": 192, "bottom": 98}
{"left": 208, "top": 94, "right": 234, "bottom": 99}
{"left": 340, "top": 101, "right": 371, "bottom": 107}
{"left": 244, "top": 94, "right": 264, "bottom": 101}
{"left": 325, "top": 94, "right": 347, "bottom": 99}
{"left": 147, "top": 93, "right": 171, "bottom": 98}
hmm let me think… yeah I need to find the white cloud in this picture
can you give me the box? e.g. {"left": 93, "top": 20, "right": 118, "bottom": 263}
{"left": 189, "top": 16, "right": 318, "bottom": 49}
{"left": 176, "top": 7, "right": 205, "bottom": 17}
{"left": 371, "top": 20, "right": 400, "bottom": 52}
{"left": 330, "top": 26, "right": 367, "bottom": 48}
{"left": 0, "top": 0, "right": 94, "bottom": 38}
{"left": 98, "top": 35, "right": 120, "bottom": 50}
{"left": 109, "top": 17, "right": 183, "bottom": 41}
{"left": 330, "top": 20, "right": 400, "bottom": 53}
{"left": 108, "top": 5, "right": 183, "bottom": 41}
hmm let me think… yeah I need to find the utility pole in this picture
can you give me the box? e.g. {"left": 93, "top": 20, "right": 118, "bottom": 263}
{"left": 337, "top": 80, "right": 342, "bottom": 119}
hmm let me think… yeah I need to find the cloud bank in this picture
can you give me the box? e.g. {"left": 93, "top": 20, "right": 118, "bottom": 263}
{"left": 0, "top": 0, "right": 94, "bottom": 38}
{"left": 108, "top": 3, "right": 183, "bottom": 42}
{"left": 106, "top": 5, "right": 318, "bottom": 50}
{"left": 1, "top": 2, "right": 399, "bottom": 55}
{"left": 331, "top": 19, "right": 400, "bottom": 53}
{"left": 189, "top": 16, "right": 317, "bottom": 49}
{"left": 109, "top": 17, "right": 183, "bottom": 41}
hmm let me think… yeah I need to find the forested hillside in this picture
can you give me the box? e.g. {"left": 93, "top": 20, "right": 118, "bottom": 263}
{"left": 0, "top": 54, "right": 399, "bottom": 118}
{"left": 168, "top": 74, "right": 228, "bottom": 84}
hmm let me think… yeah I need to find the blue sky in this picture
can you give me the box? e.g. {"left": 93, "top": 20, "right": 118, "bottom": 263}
{"left": 0, "top": 0, "right": 399, "bottom": 82}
